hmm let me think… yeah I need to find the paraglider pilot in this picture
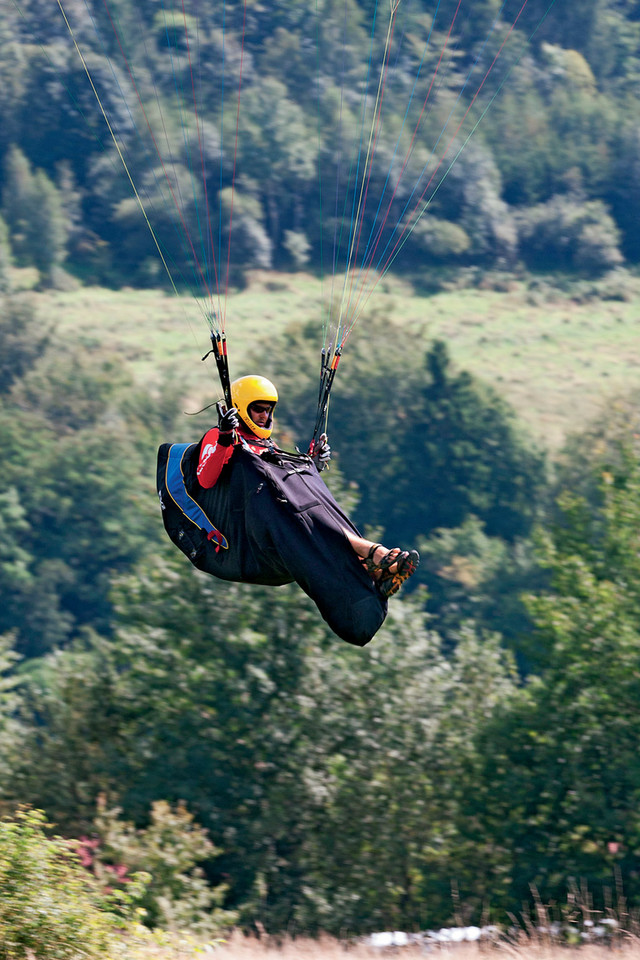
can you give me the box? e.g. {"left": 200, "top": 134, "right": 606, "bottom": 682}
{"left": 196, "top": 375, "right": 419, "bottom": 600}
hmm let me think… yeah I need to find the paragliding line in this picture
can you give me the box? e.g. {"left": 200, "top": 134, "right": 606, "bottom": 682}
{"left": 330, "top": 0, "right": 381, "bottom": 349}
{"left": 223, "top": 0, "right": 249, "bottom": 328}
{"left": 95, "top": 0, "right": 218, "bottom": 305}
{"left": 377, "top": 0, "right": 533, "bottom": 283}
{"left": 338, "top": 0, "right": 401, "bottom": 332}
{"left": 347, "top": 0, "right": 546, "bottom": 334}
{"left": 76, "top": 0, "right": 208, "bottom": 306}
{"left": 358, "top": 0, "right": 463, "bottom": 273}
{"left": 55, "top": 0, "right": 182, "bottom": 302}
{"left": 180, "top": 0, "right": 224, "bottom": 322}
{"left": 357, "top": 0, "right": 445, "bottom": 276}
{"left": 350, "top": 0, "right": 500, "bottom": 326}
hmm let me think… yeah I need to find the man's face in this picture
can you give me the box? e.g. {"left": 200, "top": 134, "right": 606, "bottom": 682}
{"left": 249, "top": 401, "right": 273, "bottom": 429}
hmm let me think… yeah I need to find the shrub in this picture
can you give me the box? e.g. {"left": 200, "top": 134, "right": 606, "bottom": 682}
{"left": 0, "top": 807, "right": 131, "bottom": 959}
{"left": 283, "top": 229, "right": 311, "bottom": 268}
{"left": 411, "top": 216, "right": 471, "bottom": 260}
{"left": 90, "top": 799, "right": 236, "bottom": 937}
{"left": 517, "top": 195, "right": 624, "bottom": 274}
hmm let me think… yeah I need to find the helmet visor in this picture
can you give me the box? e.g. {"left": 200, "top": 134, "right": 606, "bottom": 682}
{"left": 248, "top": 401, "right": 275, "bottom": 433}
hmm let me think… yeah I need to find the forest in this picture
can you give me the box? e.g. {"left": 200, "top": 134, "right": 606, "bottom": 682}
{"left": 2, "top": 0, "right": 640, "bottom": 949}
{"left": 1, "top": 0, "right": 639, "bottom": 287}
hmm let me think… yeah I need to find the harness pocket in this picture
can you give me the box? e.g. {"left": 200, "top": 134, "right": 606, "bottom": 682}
{"left": 268, "top": 465, "right": 323, "bottom": 513}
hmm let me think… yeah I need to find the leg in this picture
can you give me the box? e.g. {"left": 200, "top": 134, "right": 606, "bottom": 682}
{"left": 343, "top": 532, "right": 392, "bottom": 562}
{"left": 343, "top": 532, "right": 399, "bottom": 576}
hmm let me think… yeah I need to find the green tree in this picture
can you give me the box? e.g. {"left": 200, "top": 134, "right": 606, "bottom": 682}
{"left": 461, "top": 440, "right": 640, "bottom": 917}
{"left": 2, "top": 146, "right": 33, "bottom": 265}
{"left": 1, "top": 147, "right": 69, "bottom": 287}
{"left": 0, "top": 490, "right": 32, "bottom": 629}
{"left": 0, "top": 215, "right": 11, "bottom": 293}
{"left": 389, "top": 340, "right": 545, "bottom": 543}
{"left": 486, "top": 81, "right": 556, "bottom": 205}
{"left": 9, "top": 632, "right": 128, "bottom": 832}
{"left": 517, "top": 194, "right": 624, "bottom": 274}
{"left": 217, "top": 186, "right": 273, "bottom": 284}
{"left": 506, "top": 0, "right": 599, "bottom": 57}
{"left": 438, "top": 144, "right": 517, "bottom": 266}
{"left": 0, "top": 635, "right": 22, "bottom": 789}
{"left": 0, "top": 338, "right": 170, "bottom": 657}
{"left": 7, "top": 543, "right": 517, "bottom": 934}
{"left": 29, "top": 169, "right": 69, "bottom": 287}
{"left": 0, "top": 19, "right": 26, "bottom": 157}
{"left": 417, "top": 516, "right": 545, "bottom": 663}
{"left": 409, "top": 216, "right": 471, "bottom": 262}
{"left": 237, "top": 77, "right": 317, "bottom": 255}
{"left": 553, "top": 392, "right": 640, "bottom": 513}
{"left": 295, "top": 618, "right": 516, "bottom": 933}
{"left": 610, "top": 123, "right": 640, "bottom": 260}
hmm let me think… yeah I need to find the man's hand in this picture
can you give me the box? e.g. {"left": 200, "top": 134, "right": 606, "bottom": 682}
{"left": 218, "top": 406, "right": 240, "bottom": 434}
{"left": 312, "top": 433, "right": 331, "bottom": 471}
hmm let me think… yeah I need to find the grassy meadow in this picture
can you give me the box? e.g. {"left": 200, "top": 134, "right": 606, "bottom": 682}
{"left": 27, "top": 269, "right": 640, "bottom": 451}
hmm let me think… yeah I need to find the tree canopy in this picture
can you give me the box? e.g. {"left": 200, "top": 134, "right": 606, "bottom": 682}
{"left": 0, "top": 0, "right": 637, "bottom": 288}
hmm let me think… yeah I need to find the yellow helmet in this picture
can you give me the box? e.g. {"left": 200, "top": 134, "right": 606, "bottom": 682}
{"left": 231, "top": 375, "right": 278, "bottom": 439}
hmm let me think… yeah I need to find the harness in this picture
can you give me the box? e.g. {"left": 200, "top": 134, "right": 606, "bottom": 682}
{"left": 161, "top": 435, "right": 316, "bottom": 557}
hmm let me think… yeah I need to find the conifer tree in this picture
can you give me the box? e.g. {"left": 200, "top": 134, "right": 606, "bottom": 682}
{"left": 2, "top": 147, "right": 69, "bottom": 287}
{"left": 2, "top": 146, "right": 33, "bottom": 265}
{"left": 29, "top": 169, "right": 68, "bottom": 287}
{"left": 0, "top": 214, "right": 11, "bottom": 293}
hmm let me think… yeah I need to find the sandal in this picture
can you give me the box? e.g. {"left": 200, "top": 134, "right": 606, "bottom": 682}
{"left": 376, "top": 549, "right": 420, "bottom": 599}
{"left": 363, "top": 543, "right": 402, "bottom": 577}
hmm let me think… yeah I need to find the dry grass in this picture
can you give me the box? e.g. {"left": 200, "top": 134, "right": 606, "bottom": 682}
{"left": 495, "top": 945, "right": 640, "bottom": 960}
{"left": 219, "top": 932, "right": 402, "bottom": 958}
{"left": 129, "top": 932, "right": 640, "bottom": 960}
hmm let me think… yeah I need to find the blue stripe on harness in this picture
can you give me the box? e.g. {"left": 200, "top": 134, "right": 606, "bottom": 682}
{"left": 165, "top": 442, "right": 229, "bottom": 551}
